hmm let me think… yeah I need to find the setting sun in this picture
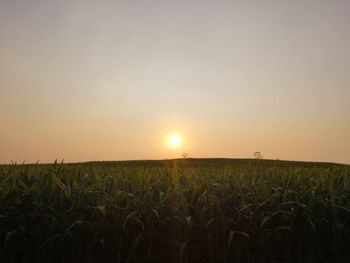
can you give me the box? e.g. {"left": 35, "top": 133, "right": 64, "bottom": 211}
{"left": 1, "top": 1, "right": 350, "bottom": 262}
{"left": 168, "top": 134, "right": 181, "bottom": 146}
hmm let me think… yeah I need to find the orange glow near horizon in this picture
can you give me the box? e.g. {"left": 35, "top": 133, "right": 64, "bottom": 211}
{"left": 0, "top": 1, "right": 349, "bottom": 164}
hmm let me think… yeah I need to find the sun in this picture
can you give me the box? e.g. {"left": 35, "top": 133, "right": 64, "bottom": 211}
{"left": 168, "top": 134, "right": 181, "bottom": 146}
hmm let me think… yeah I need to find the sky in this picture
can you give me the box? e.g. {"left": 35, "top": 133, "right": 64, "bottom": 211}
{"left": 0, "top": 0, "right": 349, "bottom": 164}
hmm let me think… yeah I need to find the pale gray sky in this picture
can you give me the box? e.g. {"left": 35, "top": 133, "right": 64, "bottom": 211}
{"left": 1, "top": 0, "right": 349, "bottom": 164}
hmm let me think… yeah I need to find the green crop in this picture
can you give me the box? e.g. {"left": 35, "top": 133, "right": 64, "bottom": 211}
{"left": 0, "top": 158, "right": 349, "bottom": 263}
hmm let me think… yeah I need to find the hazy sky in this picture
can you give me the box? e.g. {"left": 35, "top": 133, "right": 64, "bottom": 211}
{"left": 1, "top": 0, "right": 349, "bottom": 164}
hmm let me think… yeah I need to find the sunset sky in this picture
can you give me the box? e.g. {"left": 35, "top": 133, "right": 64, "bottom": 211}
{"left": 0, "top": 0, "right": 349, "bottom": 164}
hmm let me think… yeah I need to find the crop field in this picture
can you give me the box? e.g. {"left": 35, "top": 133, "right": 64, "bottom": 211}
{"left": 0, "top": 158, "right": 349, "bottom": 263}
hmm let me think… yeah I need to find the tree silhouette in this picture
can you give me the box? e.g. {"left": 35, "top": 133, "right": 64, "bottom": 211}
{"left": 253, "top": 152, "right": 263, "bottom": 159}
{"left": 182, "top": 153, "right": 189, "bottom": 158}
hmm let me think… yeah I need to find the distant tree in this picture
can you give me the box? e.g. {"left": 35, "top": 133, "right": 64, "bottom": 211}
{"left": 182, "top": 153, "right": 190, "bottom": 158}
{"left": 253, "top": 152, "right": 263, "bottom": 159}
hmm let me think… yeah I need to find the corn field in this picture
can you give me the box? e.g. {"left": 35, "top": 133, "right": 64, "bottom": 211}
{"left": 0, "top": 159, "right": 349, "bottom": 263}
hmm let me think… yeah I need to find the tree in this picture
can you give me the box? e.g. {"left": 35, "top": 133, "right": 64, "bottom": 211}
{"left": 182, "top": 153, "right": 189, "bottom": 158}
{"left": 253, "top": 152, "right": 263, "bottom": 159}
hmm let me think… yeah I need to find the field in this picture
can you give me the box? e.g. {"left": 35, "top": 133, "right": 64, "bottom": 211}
{"left": 0, "top": 158, "right": 350, "bottom": 263}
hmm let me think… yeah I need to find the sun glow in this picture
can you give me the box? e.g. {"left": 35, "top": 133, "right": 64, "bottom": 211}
{"left": 168, "top": 134, "right": 181, "bottom": 146}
